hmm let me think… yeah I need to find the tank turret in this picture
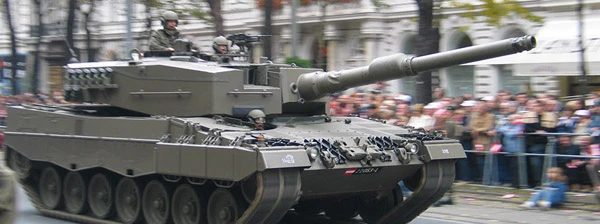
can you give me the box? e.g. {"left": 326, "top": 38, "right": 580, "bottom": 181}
{"left": 62, "top": 35, "right": 535, "bottom": 117}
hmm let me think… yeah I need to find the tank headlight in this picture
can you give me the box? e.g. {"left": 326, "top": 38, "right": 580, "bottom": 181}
{"left": 306, "top": 147, "right": 318, "bottom": 161}
{"left": 406, "top": 143, "right": 419, "bottom": 154}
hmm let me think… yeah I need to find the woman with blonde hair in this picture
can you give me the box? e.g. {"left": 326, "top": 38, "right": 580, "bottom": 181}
{"left": 406, "top": 104, "right": 434, "bottom": 130}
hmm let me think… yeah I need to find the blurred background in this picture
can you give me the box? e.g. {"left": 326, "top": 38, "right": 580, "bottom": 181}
{"left": 0, "top": 0, "right": 597, "bottom": 103}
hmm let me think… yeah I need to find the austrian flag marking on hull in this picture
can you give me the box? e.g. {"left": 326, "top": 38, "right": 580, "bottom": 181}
{"left": 344, "top": 168, "right": 357, "bottom": 176}
{"left": 344, "top": 167, "right": 381, "bottom": 176}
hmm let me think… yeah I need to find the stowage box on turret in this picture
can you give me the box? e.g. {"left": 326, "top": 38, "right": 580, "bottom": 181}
{"left": 4, "top": 35, "right": 535, "bottom": 224}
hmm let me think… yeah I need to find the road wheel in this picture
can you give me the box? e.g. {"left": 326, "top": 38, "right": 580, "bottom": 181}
{"left": 207, "top": 188, "right": 244, "bottom": 224}
{"left": 142, "top": 180, "right": 171, "bottom": 224}
{"left": 39, "top": 166, "right": 63, "bottom": 209}
{"left": 172, "top": 184, "right": 206, "bottom": 224}
{"left": 116, "top": 177, "right": 143, "bottom": 224}
{"left": 63, "top": 171, "right": 87, "bottom": 214}
{"left": 88, "top": 173, "right": 115, "bottom": 218}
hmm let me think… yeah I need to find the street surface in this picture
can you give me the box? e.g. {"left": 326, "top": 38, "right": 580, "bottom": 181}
{"left": 12, "top": 183, "right": 600, "bottom": 224}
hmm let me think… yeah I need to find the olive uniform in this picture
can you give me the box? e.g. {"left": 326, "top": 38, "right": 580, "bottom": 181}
{"left": 149, "top": 11, "right": 197, "bottom": 51}
{"left": 149, "top": 29, "right": 182, "bottom": 51}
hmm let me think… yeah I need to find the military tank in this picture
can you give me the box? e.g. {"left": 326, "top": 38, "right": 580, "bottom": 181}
{"left": 4, "top": 34, "right": 536, "bottom": 224}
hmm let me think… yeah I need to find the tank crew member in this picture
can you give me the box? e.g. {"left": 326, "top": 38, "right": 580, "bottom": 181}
{"left": 213, "top": 36, "right": 229, "bottom": 54}
{"left": 149, "top": 11, "right": 197, "bottom": 51}
{"left": 248, "top": 109, "right": 266, "bottom": 130}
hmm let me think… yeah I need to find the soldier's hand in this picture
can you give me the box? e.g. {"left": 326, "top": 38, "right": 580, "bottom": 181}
{"left": 166, "top": 47, "right": 175, "bottom": 51}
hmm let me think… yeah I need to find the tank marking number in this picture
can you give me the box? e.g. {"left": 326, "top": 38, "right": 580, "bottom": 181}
{"left": 282, "top": 154, "right": 295, "bottom": 164}
{"left": 344, "top": 167, "right": 381, "bottom": 176}
{"left": 442, "top": 149, "right": 450, "bottom": 154}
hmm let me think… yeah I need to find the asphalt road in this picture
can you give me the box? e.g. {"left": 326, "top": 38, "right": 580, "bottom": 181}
{"left": 14, "top": 181, "right": 600, "bottom": 224}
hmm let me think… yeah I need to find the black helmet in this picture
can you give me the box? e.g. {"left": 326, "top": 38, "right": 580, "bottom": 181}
{"left": 160, "top": 11, "right": 179, "bottom": 27}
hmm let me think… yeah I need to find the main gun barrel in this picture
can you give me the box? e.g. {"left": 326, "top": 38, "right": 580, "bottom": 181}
{"left": 296, "top": 35, "right": 536, "bottom": 101}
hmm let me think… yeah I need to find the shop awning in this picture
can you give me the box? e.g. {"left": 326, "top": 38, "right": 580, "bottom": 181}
{"left": 465, "top": 17, "right": 600, "bottom": 76}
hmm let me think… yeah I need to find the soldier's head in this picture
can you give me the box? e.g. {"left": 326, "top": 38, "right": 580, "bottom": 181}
{"left": 212, "top": 36, "right": 229, "bottom": 54}
{"left": 161, "top": 11, "right": 179, "bottom": 30}
{"left": 247, "top": 109, "right": 266, "bottom": 130}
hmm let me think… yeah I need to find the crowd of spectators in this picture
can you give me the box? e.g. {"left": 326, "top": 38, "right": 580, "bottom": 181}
{"left": 329, "top": 88, "right": 600, "bottom": 192}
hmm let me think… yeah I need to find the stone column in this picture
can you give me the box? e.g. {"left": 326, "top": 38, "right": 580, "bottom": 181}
{"left": 280, "top": 26, "right": 292, "bottom": 63}
{"left": 359, "top": 20, "right": 385, "bottom": 92}
{"left": 324, "top": 23, "right": 340, "bottom": 72}
{"left": 360, "top": 20, "right": 385, "bottom": 64}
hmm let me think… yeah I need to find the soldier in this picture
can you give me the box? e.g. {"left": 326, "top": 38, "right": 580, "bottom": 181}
{"left": 213, "top": 36, "right": 229, "bottom": 54}
{"left": 248, "top": 109, "right": 266, "bottom": 130}
{"left": 149, "top": 11, "right": 196, "bottom": 51}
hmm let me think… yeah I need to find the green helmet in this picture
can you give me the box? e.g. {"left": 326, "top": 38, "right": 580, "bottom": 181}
{"left": 247, "top": 109, "right": 265, "bottom": 121}
{"left": 248, "top": 109, "right": 266, "bottom": 129}
{"left": 212, "top": 36, "right": 229, "bottom": 52}
{"left": 161, "top": 11, "right": 179, "bottom": 26}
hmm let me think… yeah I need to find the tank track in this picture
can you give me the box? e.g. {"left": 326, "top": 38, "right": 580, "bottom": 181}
{"left": 16, "top": 161, "right": 302, "bottom": 224}
{"left": 377, "top": 160, "right": 455, "bottom": 223}
{"left": 11, "top": 145, "right": 453, "bottom": 224}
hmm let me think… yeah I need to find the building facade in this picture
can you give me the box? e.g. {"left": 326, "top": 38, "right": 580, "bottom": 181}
{"left": 0, "top": 0, "right": 598, "bottom": 97}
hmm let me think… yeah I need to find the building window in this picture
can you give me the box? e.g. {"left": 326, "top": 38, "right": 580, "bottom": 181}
{"left": 499, "top": 65, "right": 530, "bottom": 94}
{"left": 447, "top": 65, "right": 474, "bottom": 97}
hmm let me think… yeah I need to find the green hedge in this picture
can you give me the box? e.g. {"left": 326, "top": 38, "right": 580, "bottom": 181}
{"left": 285, "top": 57, "right": 312, "bottom": 68}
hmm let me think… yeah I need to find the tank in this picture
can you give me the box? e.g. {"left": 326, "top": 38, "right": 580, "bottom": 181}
{"left": 3, "top": 35, "right": 536, "bottom": 224}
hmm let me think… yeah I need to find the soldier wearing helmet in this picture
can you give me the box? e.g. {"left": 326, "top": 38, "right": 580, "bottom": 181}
{"left": 248, "top": 109, "right": 266, "bottom": 130}
{"left": 149, "top": 11, "right": 196, "bottom": 52}
{"left": 213, "top": 36, "right": 229, "bottom": 54}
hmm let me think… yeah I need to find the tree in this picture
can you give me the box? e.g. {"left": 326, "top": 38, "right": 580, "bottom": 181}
{"left": 140, "top": 0, "right": 165, "bottom": 32}
{"left": 3, "top": 0, "right": 19, "bottom": 95}
{"left": 205, "top": 0, "right": 224, "bottom": 36}
{"left": 414, "top": 0, "right": 438, "bottom": 104}
{"left": 263, "top": 0, "right": 272, "bottom": 59}
{"left": 80, "top": 0, "right": 97, "bottom": 62}
{"left": 32, "top": 0, "right": 44, "bottom": 94}
{"left": 66, "top": 0, "right": 78, "bottom": 62}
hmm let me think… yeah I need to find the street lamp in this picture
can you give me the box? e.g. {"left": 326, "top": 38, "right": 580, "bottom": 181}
{"left": 80, "top": 3, "right": 92, "bottom": 62}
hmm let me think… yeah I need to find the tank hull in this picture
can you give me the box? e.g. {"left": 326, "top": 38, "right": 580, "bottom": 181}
{"left": 4, "top": 104, "right": 463, "bottom": 223}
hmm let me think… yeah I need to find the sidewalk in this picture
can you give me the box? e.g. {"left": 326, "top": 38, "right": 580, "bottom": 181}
{"left": 452, "top": 182, "right": 600, "bottom": 212}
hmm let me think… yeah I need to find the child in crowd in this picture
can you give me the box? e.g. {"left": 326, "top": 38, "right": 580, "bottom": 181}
{"left": 520, "top": 167, "right": 569, "bottom": 210}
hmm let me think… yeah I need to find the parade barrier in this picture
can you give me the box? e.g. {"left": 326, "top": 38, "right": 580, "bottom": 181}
{"left": 464, "top": 132, "right": 599, "bottom": 190}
